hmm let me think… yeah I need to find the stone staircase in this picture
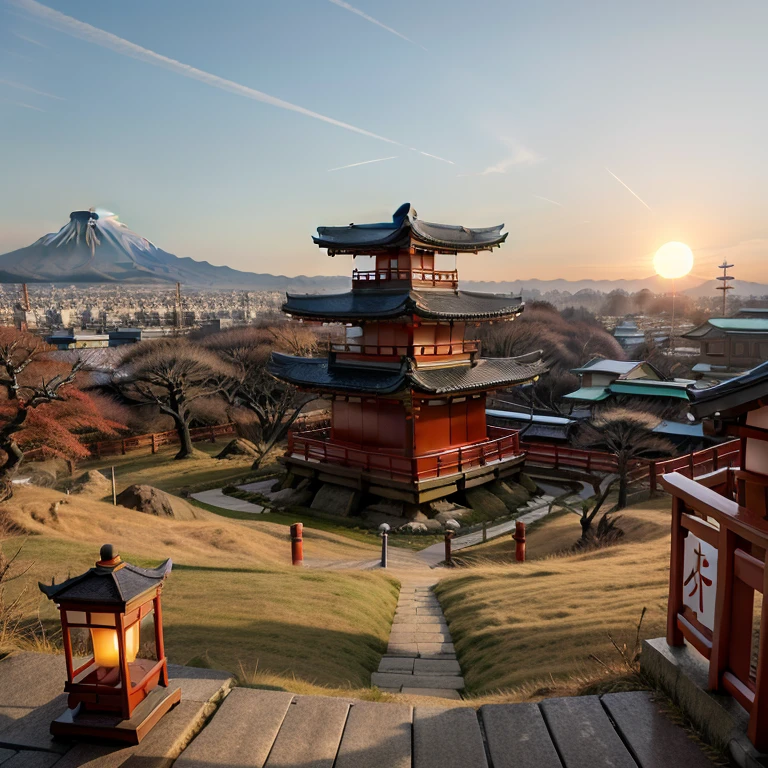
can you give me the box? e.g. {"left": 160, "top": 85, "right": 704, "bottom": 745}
{"left": 371, "top": 580, "right": 464, "bottom": 699}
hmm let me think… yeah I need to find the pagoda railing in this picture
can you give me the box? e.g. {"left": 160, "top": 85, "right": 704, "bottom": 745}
{"left": 661, "top": 468, "right": 768, "bottom": 751}
{"left": 352, "top": 267, "right": 459, "bottom": 287}
{"left": 329, "top": 340, "right": 480, "bottom": 357}
{"left": 286, "top": 424, "right": 521, "bottom": 483}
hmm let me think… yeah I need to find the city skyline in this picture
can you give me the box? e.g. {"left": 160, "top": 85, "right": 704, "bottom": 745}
{"left": 1, "top": 0, "right": 767, "bottom": 283}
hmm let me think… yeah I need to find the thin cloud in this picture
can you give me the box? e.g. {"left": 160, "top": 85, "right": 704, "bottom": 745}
{"left": 483, "top": 141, "right": 542, "bottom": 174}
{"left": 0, "top": 77, "right": 63, "bottom": 100}
{"left": 328, "top": 0, "right": 427, "bottom": 51}
{"left": 13, "top": 31, "right": 49, "bottom": 48}
{"left": 328, "top": 156, "right": 397, "bottom": 172}
{"left": 0, "top": 96, "right": 44, "bottom": 112}
{"left": 533, "top": 194, "right": 563, "bottom": 207}
{"left": 605, "top": 167, "right": 652, "bottom": 211}
{"left": 414, "top": 149, "right": 454, "bottom": 165}
{"left": 10, "top": 0, "right": 450, "bottom": 162}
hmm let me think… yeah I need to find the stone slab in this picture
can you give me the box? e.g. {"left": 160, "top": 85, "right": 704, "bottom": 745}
{"left": 175, "top": 688, "right": 293, "bottom": 768}
{"left": 602, "top": 691, "right": 718, "bottom": 768}
{"left": 385, "top": 645, "right": 419, "bottom": 658}
{"left": 540, "top": 696, "right": 636, "bottom": 768}
{"left": 371, "top": 673, "right": 464, "bottom": 690}
{"left": 481, "top": 703, "right": 562, "bottom": 768}
{"left": 167, "top": 665, "right": 234, "bottom": 704}
{"left": 416, "top": 643, "right": 455, "bottom": 657}
{"left": 264, "top": 695, "right": 350, "bottom": 768}
{"left": 415, "top": 609, "right": 444, "bottom": 616}
{"left": 392, "top": 615, "right": 447, "bottom": 627}
{"left": 378, "top": 657, "right": 415, "bottom": 673}
{"left": 401, "top": 689, "right": 462, "bottom": 700}
{"left": 1, "top": 753, "right": 60, "bottom": 768}
{"left": 0, "top": 751, "right": 15, "bottom": 767}
{"left": 413, "top": 707, "right": 487, "bottom": 768}
{"left": 413, "top": 659, "right": 462, "bottom": 676}
{"left": 334, "top": 701, "right": 412, "bottom": 768}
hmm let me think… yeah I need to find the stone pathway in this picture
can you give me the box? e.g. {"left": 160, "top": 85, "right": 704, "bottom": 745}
{"left": 189, "top": 488, "right": 265, "bottom": 514}
{"left": 0, "top": 653, "right": 720, "bottom": 768}
{"left": 372, "top": 578, "right": 464, "bottom": 699}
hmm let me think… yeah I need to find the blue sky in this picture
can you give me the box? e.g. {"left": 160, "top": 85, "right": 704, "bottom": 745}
{"left": 1, "top": 0, "right": 767, "bottom": 283}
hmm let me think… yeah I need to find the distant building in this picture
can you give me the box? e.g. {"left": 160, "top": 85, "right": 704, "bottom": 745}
{"left": 612, "top": 319, "right": 645, "bottom": 350}
{"left": 486, "top": 408, "right": 576, "bottom": 443}
{"left": 682, "top": 317, "right": 768, "bottom": 379}
{"left": 108, "top": 327, "right": 176, "bottom": 346}
{"left": 46, "top": 329, "right": 110, "bottom": 350}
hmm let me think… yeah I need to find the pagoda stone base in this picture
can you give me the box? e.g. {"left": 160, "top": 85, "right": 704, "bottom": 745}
{"left": 280, "top": 453, "right": 529, "bottom": 524}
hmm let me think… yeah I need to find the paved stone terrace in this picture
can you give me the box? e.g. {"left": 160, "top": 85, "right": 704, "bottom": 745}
{"left": 372, "top": 580, "right": 463, "bottom": 699}
{"left": 0, "top": 653, "right": 719, "bottom": 768}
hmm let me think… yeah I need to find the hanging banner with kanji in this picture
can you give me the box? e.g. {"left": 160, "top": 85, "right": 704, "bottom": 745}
{"left": 682, "top": 533, "right": 718, "bottom": 630}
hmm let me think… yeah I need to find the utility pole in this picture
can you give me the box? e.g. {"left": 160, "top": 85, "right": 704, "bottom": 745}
{"left": 175, "top": 282, "right": 182, "bottom": 330}
{"left": 716, "top": 260, "right": 735, "bottom": 317}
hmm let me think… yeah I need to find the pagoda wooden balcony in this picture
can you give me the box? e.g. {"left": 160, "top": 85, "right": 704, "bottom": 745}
{"left": 660, "top": 466, "right": 768, "bottom": 751}
{"left": 352, "top": 267, "right": 459, "bottom": 289}
{"left": 283, "top": 424, "right": 525, "bottom": 503}
{"left": 329, "top": 339, "right": 480, "bottom": 365}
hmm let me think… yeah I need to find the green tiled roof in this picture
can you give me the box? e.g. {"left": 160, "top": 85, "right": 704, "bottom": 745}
{"left": 562, "top": 386, "right": 611, "bottom": 402}
{"left": 708, "top": 318, "right": 768, "bottom": 332}
{"left": 608, "top": 382, "right": 690, "bottom": 399}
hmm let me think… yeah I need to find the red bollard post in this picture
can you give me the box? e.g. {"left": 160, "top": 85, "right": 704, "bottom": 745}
{"left": 444, "top": 530, "right": 455, "bottom": 566}
{"left": 513, "top": 520, "right": 526, "bottom": 562}
{"left": 290, "top": 523, "right": 304, "bottom": 566}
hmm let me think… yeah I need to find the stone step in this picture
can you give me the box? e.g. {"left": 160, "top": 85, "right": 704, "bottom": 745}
{"left": 334, "top": 701, "right": 412, "bottom": 768}
{"left": 371, "top": 672, "right": 465, "bottom": 690}
{"left": 413, "top": 707, "right": 488, "bottom": 768}
{"left": 414, "top": 659, "right": 462, "bottom": 675}
{"left": 481, "top": 702, "right": 562, "bottom": 768}
{"left": 379, "top": 657, "right": 415, "bottom": 673}
{"left": 402, "top": 688, "right": 462, "bottom": 700}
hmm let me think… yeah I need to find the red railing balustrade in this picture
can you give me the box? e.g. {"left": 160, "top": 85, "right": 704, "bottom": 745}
{"left": 648, "top": 440, "right": 741, "bottom": 491}
{"left": 662, "top": 468, "right": 768, "bottom": 751}
{"left": 352, "top": 267, "right": 459, "bottom": 287}
{"left": 329, "top": 340, "right": 480, "bottom": 358}
{"left": 286, "top": 424, "right": 521, "bottom": 483}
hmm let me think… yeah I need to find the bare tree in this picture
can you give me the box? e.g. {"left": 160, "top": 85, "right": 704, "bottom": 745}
{"left": 578, "top": 407, "right": 674, "bottom": 509}
{"left": 111, "top": 339, "right": 228, "bottom": 460}
{"left": 204, "top": 325, "right": 317, "bottom": 468}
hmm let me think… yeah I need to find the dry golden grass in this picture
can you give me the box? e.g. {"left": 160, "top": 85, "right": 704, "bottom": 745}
{"left": 1, "top": 486, "right": 395, "bottom": 688}
{"left": 435, "top": 497, "right": 673, "bottom": 695}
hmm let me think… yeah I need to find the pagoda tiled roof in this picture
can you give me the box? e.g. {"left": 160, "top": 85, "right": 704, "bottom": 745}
{"left": 688, "top": 360, "right": 768, "bottom": 419}
{"left": 283, "top": 290, "right": 523, "bottom": 321}
{"left": 269, "top": 351, "right": 546, "bottom": 395}
{"left": 313, "top": 203, "right": 507, "bottom": 253}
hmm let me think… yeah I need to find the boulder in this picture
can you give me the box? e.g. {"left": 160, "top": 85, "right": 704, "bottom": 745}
{"left": 70, "top": 470, "right": 111, "bottom": 497}
{"left": 269, "top": 487, "right": 314, "bottom": 508}
{"left": 518, "top": 473, "right": 539, "bottom": 494}
{"left": 487, "top": 480, "right": 530, "bottom": 512}
{"left": 216, "top": 438, "right": 259, "bottom": 460}
{"left": 422, "top": 519, "right": 443, "bottom": 532}
{"left": 427, "top": 499, "right": 473, "bottom": 523}
{"left": 464, "top": 486, "right": 508, "bottom": 519}
{"left": 399, "top": 521, "right": 427, "bottom": 534}
{"left": 309, "top": 483, "right": 361, "bottom": 517}
{"left": 116, "top": 484, "right": 208, "bottom": 520}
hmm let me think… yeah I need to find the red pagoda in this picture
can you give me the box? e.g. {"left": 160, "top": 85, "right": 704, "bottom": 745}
{"left": 269, "top": 203, "right": 546, "bottom": 512}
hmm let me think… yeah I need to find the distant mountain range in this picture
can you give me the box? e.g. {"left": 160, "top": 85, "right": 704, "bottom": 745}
{"left": 2, "top": 211, "right": 766, "bottom": 298}
{"left": 0, "top": 210, "right": 349, "bottom": 292}
{"left": 462, "top": 276, "right": 768, "bottom": 298}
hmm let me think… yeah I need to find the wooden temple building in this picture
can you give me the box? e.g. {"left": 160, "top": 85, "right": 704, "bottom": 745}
{"left": 660, "top": 360, "right": 768, "bottom": 750}
{"left": 269, "top": 203, "right": 546, "bottom": 511}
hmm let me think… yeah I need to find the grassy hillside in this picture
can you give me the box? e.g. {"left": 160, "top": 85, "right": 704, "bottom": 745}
{"left": 436, "top": 498, "right": 672, "bottom": 696}
{"left": 1, "top": 486, "right": 395, "bottom": 689}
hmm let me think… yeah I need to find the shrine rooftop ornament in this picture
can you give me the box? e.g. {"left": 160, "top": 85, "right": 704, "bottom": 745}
{"left": 39, "top": 544, "right": 180, "bottom": 744}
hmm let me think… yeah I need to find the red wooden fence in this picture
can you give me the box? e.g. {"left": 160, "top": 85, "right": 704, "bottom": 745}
{"left": 662, "top": 468, "right": 768, "bottom": 750}
{"left": 647, "top": 440, "right": 741, "bottom": 492}
{"left": 89, "top": 423, "right": 236, "bottom": 458}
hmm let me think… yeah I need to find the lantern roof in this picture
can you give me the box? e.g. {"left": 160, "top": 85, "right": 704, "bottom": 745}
{"left": 268, "top": 351, "right": 546, "bottom": 395}
{"left": 39, "top": 544, "right": 172, "bottom": 606}
{"left": 312, "top": 203, "right": 507, "bottom": 254}
{"left": 283, "top": 289, "right": 524, "bottom": 322}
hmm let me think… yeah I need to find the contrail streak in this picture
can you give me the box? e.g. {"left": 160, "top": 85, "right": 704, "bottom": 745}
{"left": 414, "top": 149, "right": 454, "bottom": 165}
{"left": 605, "top": 167, "right": 652, "bottom": 211}
{"left": 13, "top": 31, "right": 49, "bottom": 48}
{"left": 533, "top": 194, "right": 563, "bottom": 207}
{"left": 328, "top": 156, "right": 397, "bottom": 171}
{"left": 0, "top": 96, "right": 45, "bottom": 111}
{"left": 328, "top": 0, "right": 427, "bottom": 50}
{"left": 9, "top": 0, "right": 447, "bottom": 159}
{"left": 0, "top": 77, "right": 63, "bottom": 100}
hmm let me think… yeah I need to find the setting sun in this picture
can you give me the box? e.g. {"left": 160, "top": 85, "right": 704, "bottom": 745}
{"left": 653, "top": 241, "right": 694, "bottom": 280}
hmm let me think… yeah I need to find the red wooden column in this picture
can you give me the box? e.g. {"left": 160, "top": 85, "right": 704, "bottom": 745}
{"left": 154, "top": 593, "right": 169, "bottom": 686}
{"left": 666, "top": 495, "right": 686, "bottom": 646}
{"left": 748, "top": 555, "right": 768, "bottom": 750}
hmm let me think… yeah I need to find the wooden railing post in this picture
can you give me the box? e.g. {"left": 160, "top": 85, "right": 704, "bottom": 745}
{"left": 748, "top": 558, "right": 768, "bottom": 751}
{"left": 709, "top": 527, "right": 736, "bottom": 691}
{"left": 649, "top": 463, "right": 657, "bottom": 493}
{"left": 667, "top": 495, "right": 686, "bottom": 646}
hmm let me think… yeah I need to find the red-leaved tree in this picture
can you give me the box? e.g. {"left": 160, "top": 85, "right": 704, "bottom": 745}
{"left": 0, "top": 328, "right": 123, "bottom": 499}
